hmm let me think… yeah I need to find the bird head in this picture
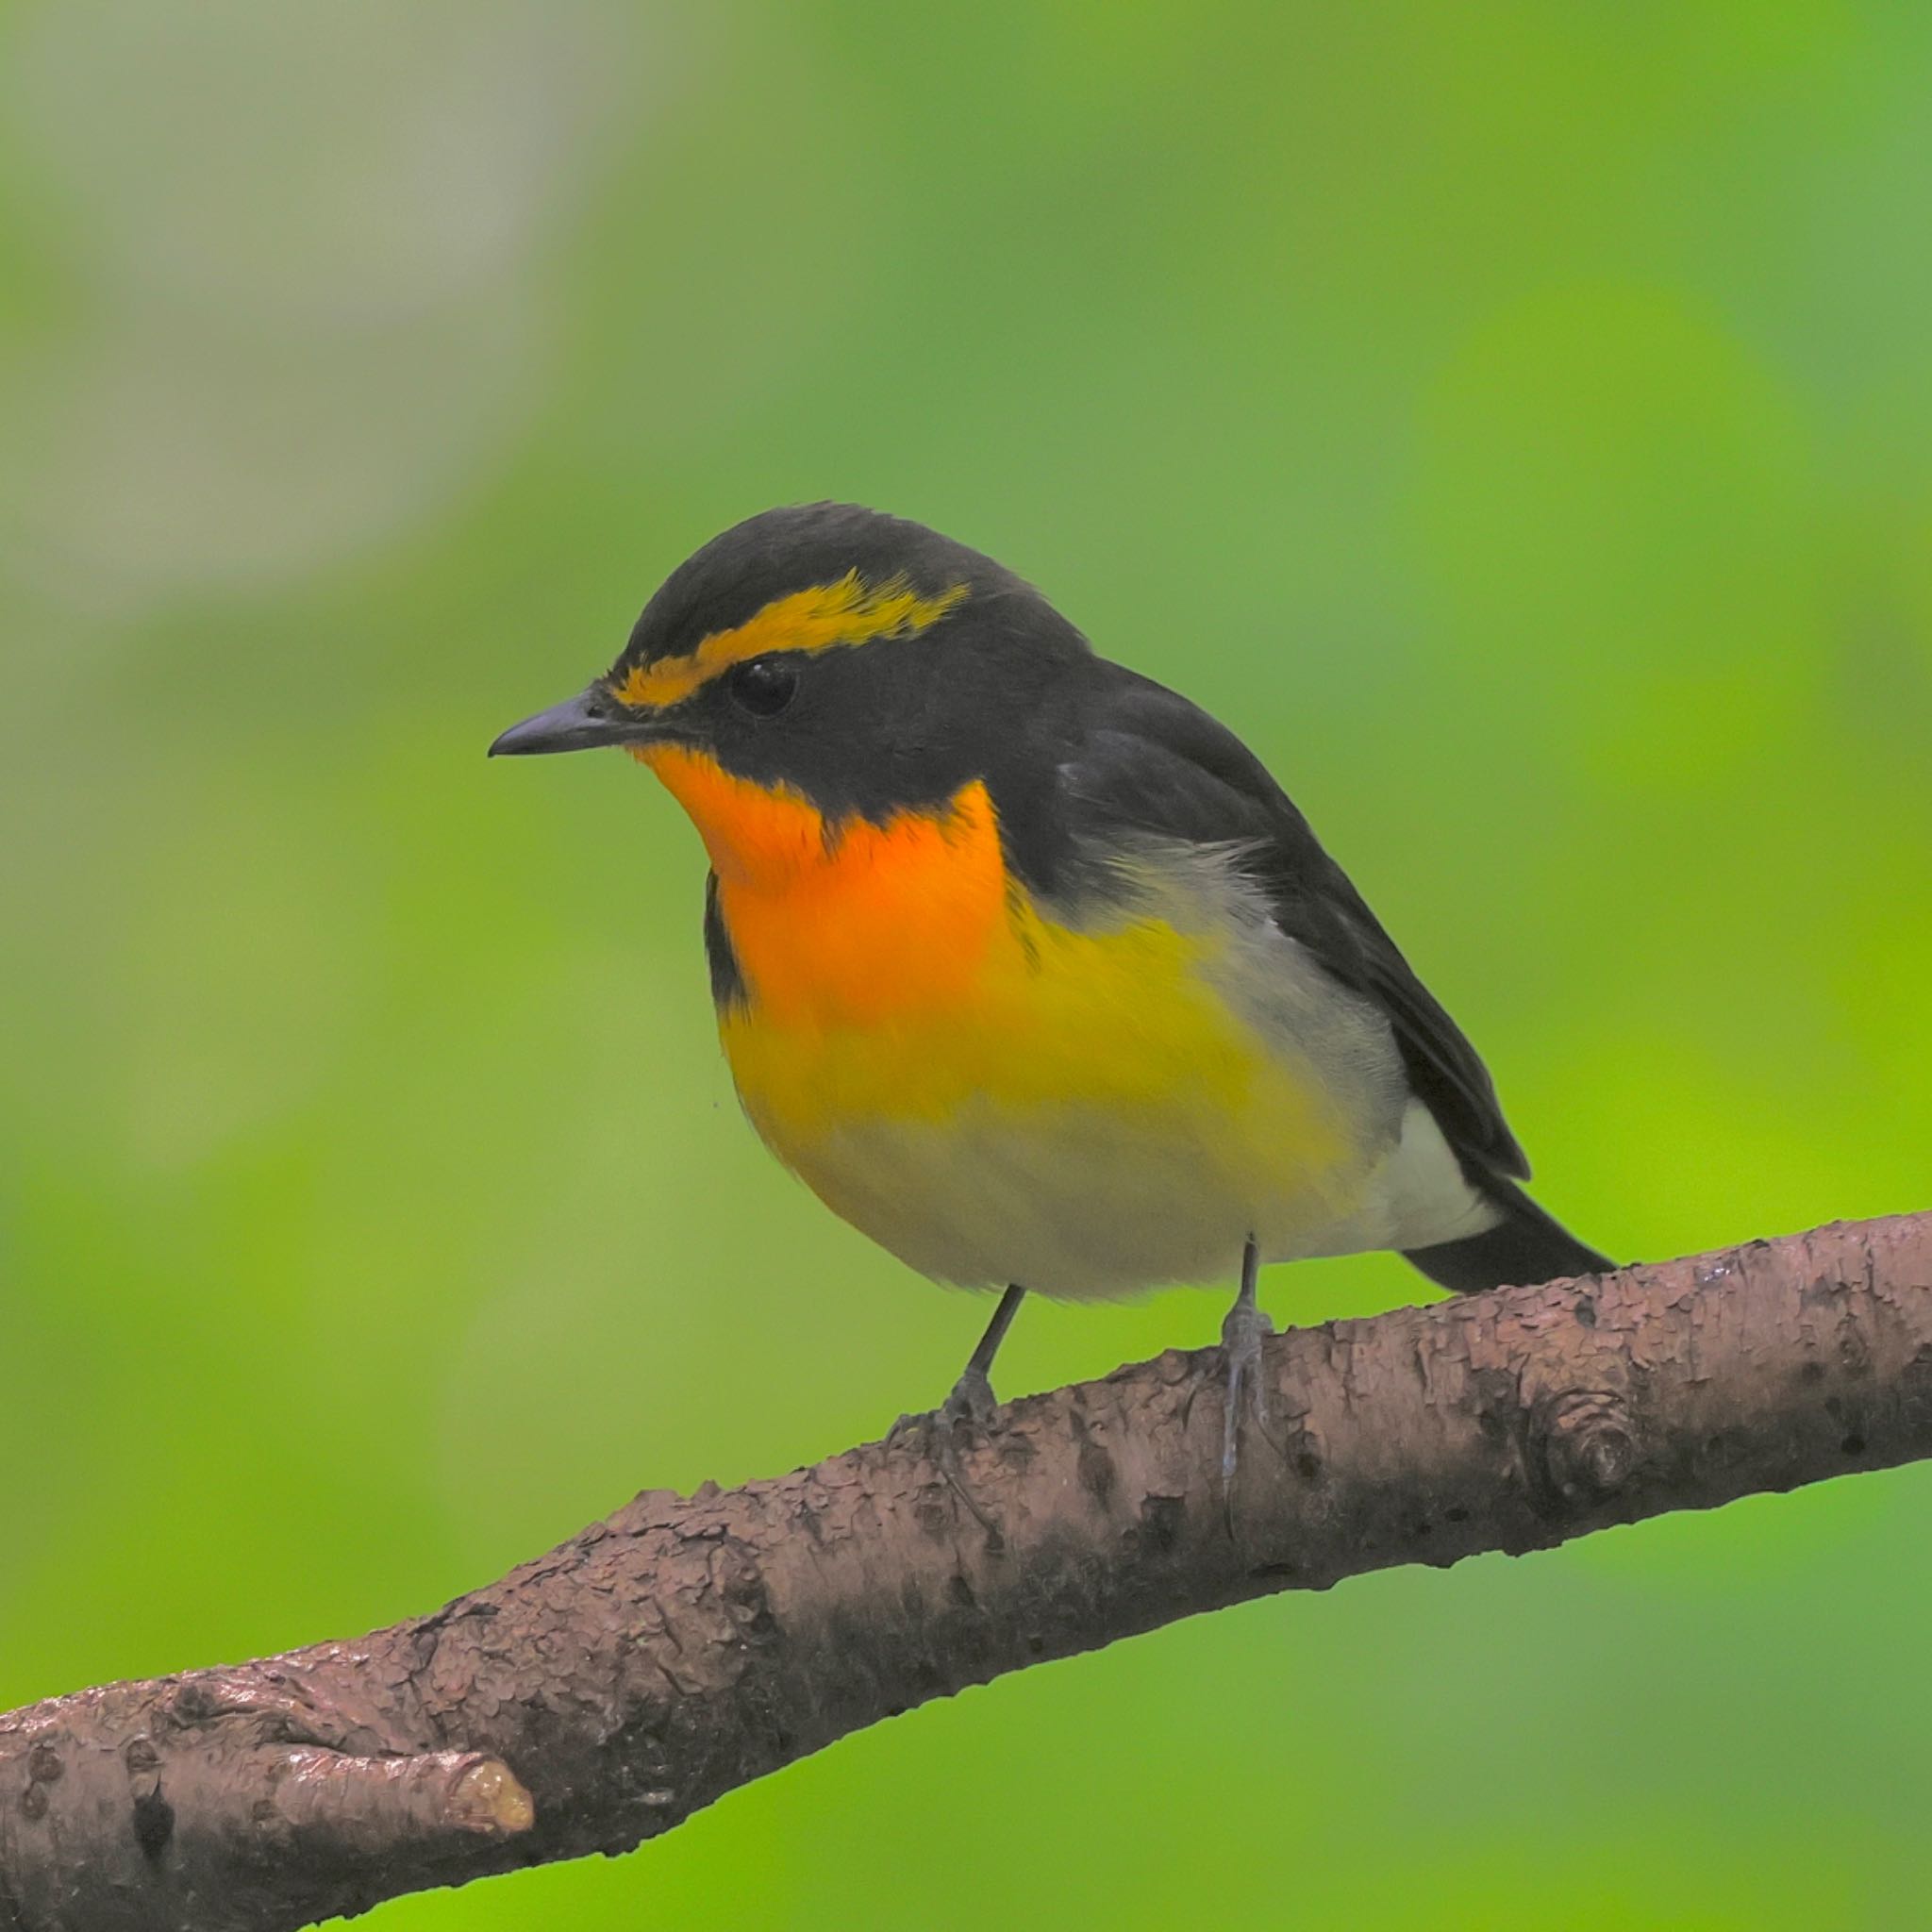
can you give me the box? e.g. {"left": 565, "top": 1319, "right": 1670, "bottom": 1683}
{"left": 491, "top": 504, "right": 1091, "bottom": 880}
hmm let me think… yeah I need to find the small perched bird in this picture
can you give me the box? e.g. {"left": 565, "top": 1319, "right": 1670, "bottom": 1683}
{"left": 493, "top": 504, "right": 1608, "bottom": 1470}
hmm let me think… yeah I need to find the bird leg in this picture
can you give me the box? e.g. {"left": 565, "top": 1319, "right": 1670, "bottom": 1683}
{"left": 939, "top": 1283, "right": 1026, "bottom": 1427}
{"left": 1221, "top": 1237, "right": 1273, "bottom": 1480}
{"left": 888, "top": 1285, "right": 1027, "bottom": 1532}
{"left": 890, "top": 1284, "right": 1025, "bottom": 1449}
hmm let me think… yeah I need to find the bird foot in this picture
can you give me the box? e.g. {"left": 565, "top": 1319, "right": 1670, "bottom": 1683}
{"left": 939, "top": 1363, "right": 997, "bottom": 1430}
{"left": 1221, "top": 1295, "right": 1274, "bottom": 1481}
{"left": 889, "top": 1364, "right": 1000, "bottom": 1455}
{"left": 888, "top": 1369, "right": 1002, "bottom": 1534}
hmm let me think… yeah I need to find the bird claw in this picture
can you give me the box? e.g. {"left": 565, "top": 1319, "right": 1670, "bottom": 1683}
{"left": 888, "top": 1370, "right": 1003, "bottom": 1535}
{"left": 939, "top": 1363, "right": 997, "bottom": 1430}
{"left": 1221, "top": 1295, "right": 1274, "bottom": 1481}
{"left": 889, "top": 1365, "right": 999, "bottom": 1460}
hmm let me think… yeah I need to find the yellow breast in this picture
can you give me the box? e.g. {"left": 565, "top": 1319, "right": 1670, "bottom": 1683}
{"left": 641, "top": 747, "right": 1369, "bottom": 1292}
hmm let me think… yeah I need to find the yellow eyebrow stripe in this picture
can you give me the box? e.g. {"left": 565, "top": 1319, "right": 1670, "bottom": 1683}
{"left": 611, "top": 572, "right": 969, "bottom": 709}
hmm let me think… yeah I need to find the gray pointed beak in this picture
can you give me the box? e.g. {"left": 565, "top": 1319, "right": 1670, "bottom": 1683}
{"left": 489, "top": 687, "right": 653, "bottom": 758}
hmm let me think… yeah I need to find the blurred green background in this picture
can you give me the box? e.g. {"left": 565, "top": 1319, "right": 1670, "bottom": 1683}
{"left": 3, "top": 2, "right": 1929, "bottom": 1925}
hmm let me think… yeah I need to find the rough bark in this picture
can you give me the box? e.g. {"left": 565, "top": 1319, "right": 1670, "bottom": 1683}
{"left": 3, "top": 1211, "right": 1929, "bottom": 1932}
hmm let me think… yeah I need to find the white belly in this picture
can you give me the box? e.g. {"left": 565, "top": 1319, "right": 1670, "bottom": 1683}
{"left": 767, "top": 1091, "right": 1493, "bottom": 1300}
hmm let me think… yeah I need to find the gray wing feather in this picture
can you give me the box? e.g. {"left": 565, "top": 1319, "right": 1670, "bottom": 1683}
{"left": 1052, "top": 669, "right": 1531, "bottom": 1184}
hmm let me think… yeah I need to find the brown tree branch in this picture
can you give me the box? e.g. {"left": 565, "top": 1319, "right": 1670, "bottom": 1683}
{"left": 4, "top": 1212, "right": 1929, "bottom": 1931}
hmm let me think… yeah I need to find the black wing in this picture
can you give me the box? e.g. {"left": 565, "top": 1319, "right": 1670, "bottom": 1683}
{"left": 1039, "top": 665, "right": 1531, "bottom": 1185}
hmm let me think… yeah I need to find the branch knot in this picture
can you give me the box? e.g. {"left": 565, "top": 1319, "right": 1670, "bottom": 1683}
{"left": 1534, "top": 1389, "right": 1639, "bottom": 1506}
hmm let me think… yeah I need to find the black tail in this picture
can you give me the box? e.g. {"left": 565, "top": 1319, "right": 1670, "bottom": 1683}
{"left": 1403, "top": 1179, "right": 1611, "bottom": 1295}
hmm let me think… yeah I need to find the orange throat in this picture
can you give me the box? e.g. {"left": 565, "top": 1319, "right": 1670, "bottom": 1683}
{"left": 637, "top": 745, "right": 1015, "bottom": 1027}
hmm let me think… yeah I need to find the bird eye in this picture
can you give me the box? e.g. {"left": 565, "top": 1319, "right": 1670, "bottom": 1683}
{"left": 723, "top": 656, "right": 799, "bottom": 718}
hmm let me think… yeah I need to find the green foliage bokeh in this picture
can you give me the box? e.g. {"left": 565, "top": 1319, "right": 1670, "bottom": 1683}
{"left": 3, "top": 4, "right": 1929, "bottom": 1925}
